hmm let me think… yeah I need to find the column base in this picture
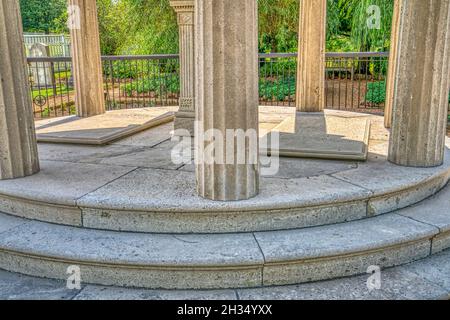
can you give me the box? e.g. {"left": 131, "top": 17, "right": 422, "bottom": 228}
{"left": 174, "top": 111, "right": 195, "bottom": 137}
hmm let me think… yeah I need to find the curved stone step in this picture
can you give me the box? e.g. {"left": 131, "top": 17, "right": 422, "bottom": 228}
{"left": 3, "top": 248, "right": 450, "bottom": 300}
{"left": 0, "top": 184, "right": 449, "bottom": 290}
{"left": 0, "top": 143, "right": 448, "bottom": 233}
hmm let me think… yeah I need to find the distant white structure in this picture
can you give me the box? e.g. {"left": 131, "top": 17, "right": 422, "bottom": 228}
{"left": 24, "top": 33, "right": 71, "bottom": 57}
{"left": 29, "top": 43, "right": 55, "bottom": 88}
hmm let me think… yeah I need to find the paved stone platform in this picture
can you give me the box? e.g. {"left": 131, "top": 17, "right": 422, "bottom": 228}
{"left": 0, "top": 110, "right": 449, "bottom": 290}
{"left": 35, "top": 107, "right": 177, "bottom": 145}
{"left": 1, "top": 248, "right": 449, "bottom": 300}
{"left": 0, "top": 110, "right": 449, "bottom": 233}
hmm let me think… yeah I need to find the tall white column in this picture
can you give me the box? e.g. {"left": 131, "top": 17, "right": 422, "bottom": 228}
{"left": 296, "top": 0, "right": 327, "bottom": 112}
{"left": 195, "top": 0, "right": 260, "bottom": 201}
{"left": 171, "top": 0, "right": 195, "bottom": 136}
{"left": 68, "top": 0, "right": 105, "bottom": 117}
{"left": 389, "top": 0, "right": 450, "bottom": 167}
{"left": 0, "top": 0, "right": 40, "bottom": 180}
{"left": 384, "top": 0, "right": 402, "bottom": 128}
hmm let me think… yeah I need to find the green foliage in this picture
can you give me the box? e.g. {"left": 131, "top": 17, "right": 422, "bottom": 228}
{"left": 326, "top": 35, "right": 358, "bottom": 52}
{"left": 103, "top": 61, "right": 140, "bottom": 79}
{"left": 21, "top": 0, "right": 396, "bottom": 55}
{"left": 259, "top": 59, "right": 297, "bottom": 78}
{"left": 116, "top": 0, "right": 178, "bottom": 55}
{"left": 121, "top": 75, "right": 180, "bottom": 97}
{"left": 20, "top": 0, "right": 67, "bottom": 33}
{"left": 365, "top": 81, "right": 386, "bottom": 105}
{"left": 258, "top": 0, "right": 299, "bottom": 53}
{"left": 259, "top": 76, "right": 296, "bottom": 102}
{"left": 97, "top": 0, "right": 129, "bottom": 55}
{"left": 346, "top": 0, "right": 394, "bottom": 51}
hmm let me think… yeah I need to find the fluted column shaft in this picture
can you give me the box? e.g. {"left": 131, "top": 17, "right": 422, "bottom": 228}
{"left": 68, "top": 0, "right": 105, "bottom": 117}
{"left": 384, "top": 0, "right": 402, "bottom": 128}
{"left": 0, "top": 0, "right": 39, "bottom": 180}
{"left": 389, "top": 0, "right": 450, "bottom": 167}
{"left": 296, "top": 0, "right": 327, "bottom": 112}
{"left": 170, "top": 0, "right": 195, "bottom": 136}
{"left": 195, "top": 0, "right": 259, "bottom": 201}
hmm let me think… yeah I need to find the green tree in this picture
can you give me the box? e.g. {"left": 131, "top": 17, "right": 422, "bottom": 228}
{"left": 346, "top": 0, "right": 394, "bottom": 51}
{"left": 20, "top": 0, "right": 67, "bottom": 33}
{"left": 116, "top": 0, "right": 178, "bottom": 54}
{"left": 258, "top": 0, "right": 299, "bottom": 53}
{"left": 97, "top": 0, "right": 129, "bottom": 55}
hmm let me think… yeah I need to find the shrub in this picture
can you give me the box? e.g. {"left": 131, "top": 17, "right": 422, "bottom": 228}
{"left": 121, "top": 74, "right": 180, "bottom": 97}
{"left": 365, "top": 81, "right": 386, "bottom": 105}
{"left": 259, "top": 76, "right": 296, "bottom": 101}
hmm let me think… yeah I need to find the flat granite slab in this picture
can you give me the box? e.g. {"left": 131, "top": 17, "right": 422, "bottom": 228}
{"left": 262, "top": 111, "right": 371, "bottom": 161}
{"left": 35, "top": 107, "right": 176, "bottom": 145}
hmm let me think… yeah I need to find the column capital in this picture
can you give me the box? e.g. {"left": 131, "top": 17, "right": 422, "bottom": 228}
{"left": 170, "top": 0, "right": 194, "bottom": 13}
{"left": 170, "top": 0, "right": 194, "bottom": 25}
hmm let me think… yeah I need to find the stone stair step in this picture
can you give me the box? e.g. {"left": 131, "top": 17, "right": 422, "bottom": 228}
{"left": 0, "top": 182, "right": 449, "bottom": 290}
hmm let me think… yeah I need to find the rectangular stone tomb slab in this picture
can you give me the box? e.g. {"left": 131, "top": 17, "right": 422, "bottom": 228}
{"left": 261, "top": 112, "right": 371, "bottom": 161}
{"left": 35, "top": 107, "right": 176, "bottom": 145}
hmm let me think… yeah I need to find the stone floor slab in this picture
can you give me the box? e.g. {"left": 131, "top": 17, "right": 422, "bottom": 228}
{"left": 97, "top": 146, "right": 191, "bottom": 170}
{"left": 0, "top": 161, "right": 136, "bottom": 206}
{"left": 38, "top": 143, "right": 142, "bottom": 164}
{"left": 404, "top": 249, "right": 450, "bottom": 293}
{"left": 73, "top": 285, "right": 237, "bottom": 300}
{"left": 179, "top": 157, "right": 358, "bottom": 179}
{"left": 78, "top": 168, "right": 369, "bottom": 213}
{"left": 35, "top": 107, "right": 176, "bottom": 145}
{"left": 238, "top": 267, "right": 448, "bottom": 300}
{"left": 263, "top": 111, "right": 371, "bottom": 161}
{"left": 0, "top": 269, "right": 81, "bottom": 300}
{"left": 111, "top": 122, "right": 173, "bottom": 147}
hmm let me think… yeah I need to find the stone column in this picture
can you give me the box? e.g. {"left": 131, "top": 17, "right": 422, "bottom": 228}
{"left": 296, "top": 0, "right": 327, "bottom": 112}
{"left": 0, "top": 0, "right": 40, "bottom": 180}
{"left": 389, "top": 0, "right": 450, "bottom": 167}
{"left": 171, "top": 0, "right": 195, "bottom": 136}
{"left": 384, "top": 0, "right": 402, "bottom": 128}
{"left": 195, "top": 0, "right": 259, "bottom": 201}
{"left": 68, "top": 0, "right": 105, "bottom": 117}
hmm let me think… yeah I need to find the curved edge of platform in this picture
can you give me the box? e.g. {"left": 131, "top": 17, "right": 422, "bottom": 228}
{"left": 0, "top": 187, "right": 449, "bottom": 290}
{"left": 0, "top": 154, "right": 449, "bottom": 233}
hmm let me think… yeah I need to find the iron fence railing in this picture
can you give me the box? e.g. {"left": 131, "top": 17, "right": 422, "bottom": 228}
{"left": 258, "top": 52, "right": 389, "bottom": 113}
{"left": 26, "top": 53, "right": 450, "bottom": 122}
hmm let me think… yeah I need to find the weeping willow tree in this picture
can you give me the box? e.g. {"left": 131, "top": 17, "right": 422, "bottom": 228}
{"left": 258, "top": 0, "right": 299, "bottom": 53}
{"left": 116, "top": 0, "right": 179, "bottom": 55}
{"left": 258, "top": 0, "right": 348, "bottom": 53}
{"left": 344, "top": 0, "right": 394, "bottom": 52}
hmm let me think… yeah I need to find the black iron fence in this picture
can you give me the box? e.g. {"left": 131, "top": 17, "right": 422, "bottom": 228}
{"left": 258, "top": 52, "right": 389, "bottom": 113}
{"left": 27, "top": 53, "right": 449, "bottom": 121}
